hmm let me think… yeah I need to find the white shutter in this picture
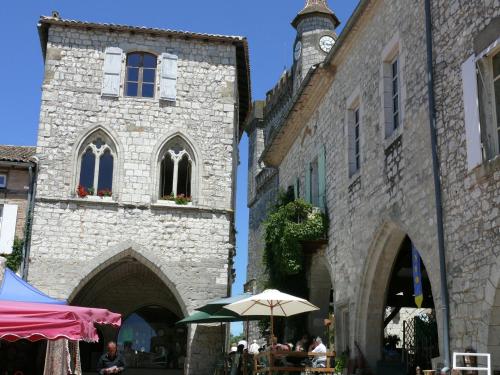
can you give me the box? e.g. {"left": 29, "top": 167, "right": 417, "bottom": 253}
{"left": 160, "top": 53, "right": 178, "bottom": 101}
{"left": 461, "top": 55, "right": 483, "bottom": 170}
{"left": 0, "top": 204, "right": 18, "bottom": 255}
{"left": 102, "top": 47, "right": 123, "bottom": 97}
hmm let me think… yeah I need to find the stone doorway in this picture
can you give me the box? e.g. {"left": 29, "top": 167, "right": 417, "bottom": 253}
{"left": 71, "top": 255, "right": 187, "bottom": 374}
{"left": 307, "top": 253, "right": 333, "bottom": 346}
{"left": 488, "top": 282, "right": 500, "bottom": 373}
{"left": 356, "top": 223, "right": 440, "bottom": 375}
{"left": 382, "top": 236, "right": 438, "bottom": 375}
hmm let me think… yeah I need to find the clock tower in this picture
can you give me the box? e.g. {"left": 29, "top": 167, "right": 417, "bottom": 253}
{"left": 292, "top": 0, "right": 339, "bottom": 88}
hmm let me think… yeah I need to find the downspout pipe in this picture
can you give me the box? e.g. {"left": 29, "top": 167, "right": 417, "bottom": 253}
{"left": 21, "top": 162, "right": 37, "bottom": 280}
{"left": 424, "top": 0, "right": 451, "bottom": 372}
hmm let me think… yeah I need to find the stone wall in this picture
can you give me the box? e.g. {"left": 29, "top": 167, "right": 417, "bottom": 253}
{"left": 278, "top": 1, "right": 441, "bottom": 365}
{"left": 29, "top": 23, "right": 241, "bottom": 374}
{"left": 249, "top": 0, "right": 500, "bottom": 370}
{"left": 430, "top": 0, "right": 500, "bottom": 368}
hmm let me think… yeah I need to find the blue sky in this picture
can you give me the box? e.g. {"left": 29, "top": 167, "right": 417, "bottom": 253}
{"left": 0, "top": 0, "right": 359, "bottom": 334}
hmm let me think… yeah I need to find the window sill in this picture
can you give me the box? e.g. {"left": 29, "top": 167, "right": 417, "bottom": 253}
{"left": 348, "top": 169, "right": 361, "bottom": 183}
{"left": 155, "top": 200, "right": 193, "bottom": 207}
{"left": 63, "top": 196, "right": 119, "bottom": 206}
{"left": 467, "top": 154, "right": 500, "bottom": 183}
{"left": 383, "top": 126, "right": 403, "bottom": 150}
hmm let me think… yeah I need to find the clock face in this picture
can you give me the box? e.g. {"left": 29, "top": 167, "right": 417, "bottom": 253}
{"left": 319, "top": 35, "right": 335, "bottom": 53}
{"left": 294, "top": 41, "right": 302, "bottom": 61}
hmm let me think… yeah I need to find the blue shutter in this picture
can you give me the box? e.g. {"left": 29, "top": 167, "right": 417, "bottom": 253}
{"left": 294, "top": 178, "right": 300, "bottom": 200}
{"left": 305, "top": 164, "right": 311, "bottom": 204}
{"left": 160, "top": 53, "right": 178, "bottom": 101}
{"left": 318, "top": 145, "right": 326, "bottom": 211}
{"left": 102, "top": 47, "right": 123, "bottom": 97}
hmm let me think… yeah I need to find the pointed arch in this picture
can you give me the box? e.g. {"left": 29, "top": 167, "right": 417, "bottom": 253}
{"left": 354, "top": 220, "right": 441, "bottom": 368}
{"left": 71, "top": 125, "right": 123, "bottom": 198}
{"left": 151, "top": 130, "right": 203, "bottom": 204}
{"left": 68, "top": 241, "right": 188, "bottom": 316}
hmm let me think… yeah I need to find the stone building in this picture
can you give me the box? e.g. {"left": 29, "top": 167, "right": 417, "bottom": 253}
{"left": 26, "top": 13, "right": 250, "bottom": 374}
{"left": 0, "top": 146, "right": 36, "bottom": 258}
{"left": 247, "top": 0, "right": 499, "bottom": 373}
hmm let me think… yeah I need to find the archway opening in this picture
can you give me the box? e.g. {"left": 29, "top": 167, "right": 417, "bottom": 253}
{"left": 382, "top": 236, "right": 438, "bottom": 375}
{"left": 72, "top": 256, "right": 186, "bottom": 374}
{"left": 488, "top": 283, "right": 500, "bottom": 372}
{"left": 307, "top": 254, "right": 334, "bottom": 348}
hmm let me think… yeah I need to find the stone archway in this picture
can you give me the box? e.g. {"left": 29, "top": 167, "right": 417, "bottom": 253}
{"left": 71, "top": 249, "right": 188, "bottom": 374}
{"left": 487, "top": 258, "right": 500, "bottom": 372}
{"left": 355, "top": 221, "right": 440, "bottom": 371}
{"left": 307, "top": 251, "right": 333, "bottom": 341}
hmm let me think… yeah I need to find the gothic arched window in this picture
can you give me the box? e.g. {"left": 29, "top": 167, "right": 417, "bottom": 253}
{"left": 159, "top": 138, "right": 193, "bottom": 202}
{"left": 77, "top": 132, "right": 116, "bottom": 198}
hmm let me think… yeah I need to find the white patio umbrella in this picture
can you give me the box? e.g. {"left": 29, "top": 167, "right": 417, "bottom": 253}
{"left": 224, "top": 289, "right": 319, "bottom": 340}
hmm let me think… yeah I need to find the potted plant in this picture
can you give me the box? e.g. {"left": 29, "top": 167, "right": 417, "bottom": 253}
{"left": 77, "top": 185, "right": 89, "bottom": 198}
{"left": 97, "top": 189, "right": 112, "bottom": 197}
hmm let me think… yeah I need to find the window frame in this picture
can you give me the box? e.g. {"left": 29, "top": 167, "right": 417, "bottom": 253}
{"left": 381, "top": 34, "right": 404, "bottom": 140}
{"left": 476, "top": 44, "right": 500, "bottom": 160}
{"left": 75, "top": 132, "right": 117, "bottom": 199}
{"left": 391, "top": 56, "right": 400, "bottom": 132}
{"left": 124, "top": 52, "right": 158, "bottom": 99}
{"left": 158, "top": 137, "right": 195, "bottom": 202}
{"left": 0, "top": 174, "right": 6, "bottom": 188}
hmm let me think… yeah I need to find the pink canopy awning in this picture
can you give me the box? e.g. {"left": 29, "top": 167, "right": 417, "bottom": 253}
{"left": 0, "top": 300, "right": 121, "bottom": 342}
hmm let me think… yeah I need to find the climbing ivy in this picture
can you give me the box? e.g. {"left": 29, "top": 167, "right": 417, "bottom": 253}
{"left": 263, "top": 191, "right": 328, "bottom": 290}
{"left": 5, "top": 238, "right": 23, "bottom": 272}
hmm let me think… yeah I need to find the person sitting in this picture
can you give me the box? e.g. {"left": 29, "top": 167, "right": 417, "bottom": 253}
{"left": 96, "top": 342, "right": 125, "bottom": 374}
{"left": 311, "top": 337, "right": 327, "bottom": 368}
{"left": 248, "top": 340, "right": 260, "bottom": 355}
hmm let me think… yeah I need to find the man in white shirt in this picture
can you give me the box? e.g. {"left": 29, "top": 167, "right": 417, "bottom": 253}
{"left": 248, "top": 340, "right": 260, "bottom": 355}
{"left": 311, "top": 337, "right": 327, "bottom": 368}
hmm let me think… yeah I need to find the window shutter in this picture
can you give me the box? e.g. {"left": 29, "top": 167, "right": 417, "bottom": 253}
{"left": 461, "top": 55, "right": 483, "bottom": 170}
{"left": 0, "top": 204, "right": 18, "bottom": 255}
{"left": 102, "top": 47, "right": 123, "bottom": 97}
{"left": 294, "top": 178, "right": 300, "bottom": 200}
{"left": 160, "top": 53, "right": 178, "bottom": 101}
{"left": 318, "top": 145, "right": 326, "bottom": 211}
{"left": 305, "top": 164, "right": 312, "bottom": 204}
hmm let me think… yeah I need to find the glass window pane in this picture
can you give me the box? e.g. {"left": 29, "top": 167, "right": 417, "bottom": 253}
{"left": 143, "top": 54, "right": 157, "bottom": 68}
{"left": 177, "top": 155, "right": 192, "bottom": 197}
{"left": 392, "top": 79, "right": 398, "bottom": 95}
{"left": 97, "top": 150, "right": 114, "bottom": 193}
{"left": 126, "top": 82, "right": 138, "bottom": 97}
{"left": 393, "top": 95, "right": 399, "bottom": 111}
{"left": 394, "top": 113, "right": 399, "bottom": 129}
{"left": 142, "top": 83, "right": 154, "bottom": 98}
{"left": 392, "top": 59, "right": 398, "bottom": 77}
{"left": 160, "top": 156, "right": 174, "bottom": 198}
{"left": 493, "top": 53, "right": 500, "bottom": 77}
{"left": 79, "top": 148, "right": 95, "bottom": 192}
{"left": 127, "top": 67, "right": 139, "bottom": 82}
{"left": 127, "top": 53, "right": 141, "bottom": 67}
{"left": 143, "top": 69, "right": 156, "bottom": 83}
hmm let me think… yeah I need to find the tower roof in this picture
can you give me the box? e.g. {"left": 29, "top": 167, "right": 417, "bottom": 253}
{"left": 292, "top": 0, "right": 340, "bottom": 29}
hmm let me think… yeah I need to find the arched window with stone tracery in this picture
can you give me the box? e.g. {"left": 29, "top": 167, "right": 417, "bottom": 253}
{"left": 77, "top": 131, "right": 116, "bottom": 198}
{"left": 159, "top": 137, "right": 194, "bottom": 201}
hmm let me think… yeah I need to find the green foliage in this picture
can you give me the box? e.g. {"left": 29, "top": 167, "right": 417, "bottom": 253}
{"left": 263, "top": 192, "right": 328, "bottom": 289}
{"left": 229, "top": 332, "right": 246, "bottom": 345}
{"left": 335, "top": 354, "right": 347, "bottom": 373}
{"left": 5, "top": 238, "right": 23, "bottom": 272}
